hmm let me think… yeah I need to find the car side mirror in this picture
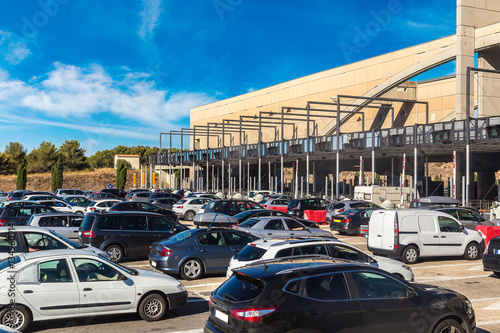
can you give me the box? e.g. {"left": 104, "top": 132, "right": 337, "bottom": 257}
{"left": 407, "top": 287, "right": 417, "bottom": 299}
{"left": 459, "top": 225, "right": 464, "bottom": 232}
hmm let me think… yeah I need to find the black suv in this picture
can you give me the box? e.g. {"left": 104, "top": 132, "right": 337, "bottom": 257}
{"left": 0, "top": 205, "right": 58, "bottom": 226}
{"left": 108, "top": 201, "right": 178, "bottom": 220}
{"left": 78, "top": 211, "right": 188, "bottom": 262}
{"left": 203, "top": 200, "right": 263, "bottom": 216}
{"left": 483, "top": 235, "right": 500, "bottom": 277}
{"left": 100, "top": 188, "right": 126, "bottom": 198}
{"left": 287, "top": 198, "right": 326, "bottom": 218}
{"left": 206, "top": 257, "right": 476, "bottom": 333}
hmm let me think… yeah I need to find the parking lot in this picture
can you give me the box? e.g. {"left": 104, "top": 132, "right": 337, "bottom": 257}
{"left": 29, "top": 222, "right": 500, "bottom": 333}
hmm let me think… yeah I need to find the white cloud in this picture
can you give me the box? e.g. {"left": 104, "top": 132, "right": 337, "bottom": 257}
{"left": 0, "top": 31, "right": 31, "bottom": 65}
{"left": 138, "top": 0, "right": 163, "bottom": 41}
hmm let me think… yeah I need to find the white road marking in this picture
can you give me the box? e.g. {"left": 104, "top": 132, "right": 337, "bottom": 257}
{"left": 477, "top": 320, "right": 500, "bottom": 326}
{"left": 411, "top": 263, "right": 479, "bottom": 269}
{"left": 185, "top": 282, "right": 222, "bottom": 288}
{"left": 471, "top": 296, "right": 500, "bottom": 302}
{"left": 416, "top": 274, "right": 490, "bottom": 282}
{"left": 468, "top": 265, "right": 486, "bottom": 271}
{"left": 482, "top": 301, "right": 500, "bottom": 310}
{"left": 164, "top": 330, "right": 203, "bottom": 333}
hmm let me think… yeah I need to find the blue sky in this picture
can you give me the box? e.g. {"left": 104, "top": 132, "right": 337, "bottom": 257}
{"left": 0, "top": 0, "right": 456, "bottom": 155}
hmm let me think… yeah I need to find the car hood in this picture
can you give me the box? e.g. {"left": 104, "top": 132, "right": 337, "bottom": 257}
{"left": 372, "top": 255, "right": 403, "bottom": 267}
{"left": 413, "top": 283, "right": 466, "bottom": 299}
{"left": 128, "top": 268, "right": 183, "bottom": 288}
{"left": 83, "top": 246, "right": 110, "bottom": 258}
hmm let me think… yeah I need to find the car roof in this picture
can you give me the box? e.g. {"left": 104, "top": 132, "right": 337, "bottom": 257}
{"left": 0, "top": 226, "right": 64, "bottom": 233}
{"left": 247, "top": 237, "right": 341, "bottom": 250}
{"left": 30, "top": 212, "right": 81, "bottom": 217}
{"left": 94, "top": 211, "right": 163, "bottom": 216}
{"left": 19, "top": 249, "right": 99, "bottom": 261}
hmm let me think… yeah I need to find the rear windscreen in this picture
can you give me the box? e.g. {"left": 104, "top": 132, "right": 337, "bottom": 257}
{"left": 288, "top": 200, "right": 299, "bottom": 208}
{"left": 80, "top": 215, "right": 96, "bottom": 231}
{"left": 216, "top": 273, "right": 264, "bottom": 301}
{"left": 236, "top": 245, "right": 267, "bottom": 261}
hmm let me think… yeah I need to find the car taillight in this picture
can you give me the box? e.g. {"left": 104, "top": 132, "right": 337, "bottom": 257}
{"left": 160, "top": 248, "right": 173, "bottom": 257}
{"left": 230, "top": 306, "right": 278, "bottom": 322}
{"left": 262, "top": 205, "right": 267, "bottom": 208}
{"left": 89, "top": 207, "right": 96, "bottom": 212}
{"left": 82, "top": 230, "right": 95, "bottom": 238}
{"left": 208, "top": 294, "right": 213, "bottom": 306}
{"left": 394, "top": 220, "right": 399, "bottom": 250}
{"left": 0, "top": 220, "right": 5, "bottom": 226}
{"left": 177, "top": 206, "right": 183, "bottom": 209}
{"left": 341, "top": 218, "right": 351, "bottom": 223}
{"left": 8, "top": 198, "right": 11, "bottom": 201}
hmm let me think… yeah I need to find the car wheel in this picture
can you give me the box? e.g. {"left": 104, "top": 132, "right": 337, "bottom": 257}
{"left": 0, "top": 305, "right": 32, "bottom": 332}
{"left": 432, "top": 319, "right": 465, "bottom": 333}
{"left": 401, "top": 245, "right": 419, "bottom": 264}
{"left": 185, "top": 210, "right": 196, "bottom": 221}
{"left": 494, "top": 271, "right": 500, "bottom": 277}
{"left": 464, "top": 242, "right": 480, "bottom": 260}
{"left": 138, "top": 293, "right": 167, "bottom": 322}
{"left": 180, "top": 259, "right": 203, "bottom": 280}
{"left": 106, "top": 244, "right": 124, "bottom": 263}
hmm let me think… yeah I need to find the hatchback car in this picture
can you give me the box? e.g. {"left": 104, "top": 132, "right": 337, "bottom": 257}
{"left": 326, "top": 200, "right": 382, "bottom": 223}
{"left": 229, "top": 209, "right": 319, "bottom": 228}
{"left": 78, "top": 211, "right": 188, "bottom": 262}
{"left": 330, "top": 208, "right": 378, "bottom": 235}
{"left": 205, "top": 258, "right": 475, "bottom": 333}
{"left": 232, "top": 217, "right": 333, "bottom": 239}
{"left": 27, "top": 213, "right": 84, "bottom": 240}
{"left": 36, "top": 199, "right": 86, "bottom": 215}
{"left": 172, "top": 197, "right": 212, "bottom": 221}
{"left": 431, "top": 207, "right": 493, "bottom": 230}
{"left": 0, "top": 249, "right": 188, "bottom": 332}
{"left": 149, "top": 228, "right": 259, "bottom": 280}
{"left": 287, "top": 198, "right": 326, "bottom": 218}
{"left": 227, "top": 237, "right": 413, "bottom": 281}
{"left": 0, "top": 205, "right": 58, "bottom": 226}
{"left": 0, "top": 226, "right": 107, "bottom": 260}
{"left": 148, "top": 197, "right": 179, "bottom": 210}
{"left": 126, "top": 191, "right": 151, "bottom": 202}
{"left": 86, "top": 199, "right": 122, "bottom": 213}
{"left": 203, "top": 200, "right": 263, "bottom": 216}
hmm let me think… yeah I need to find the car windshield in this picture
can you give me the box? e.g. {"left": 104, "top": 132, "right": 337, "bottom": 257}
{"left": 238, "top": 218, "right": 260, "bottom": 228}
{"left": 167, "top": 229, "right": 198, "bottom": 243}
{"left": 48, "top": 230, "right": 84, "bottom": 249}
{"left": 341, "top": 209, "right": 364, "bottom": 215}
{"left": 288, "top": 200, "right": 299, "bottom": 208}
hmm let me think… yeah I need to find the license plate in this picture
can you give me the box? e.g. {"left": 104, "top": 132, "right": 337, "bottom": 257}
{"left": 334, "top": 219, "right": 341, "bottom": 223}
{"left": 495, "top": 249, "right": 500, "bottom": 255}
{"left": 214, "top": 309, "right": 228, "bottom": 323}
{"left": 150, "top": 261, "right": 156, "bottom": 267}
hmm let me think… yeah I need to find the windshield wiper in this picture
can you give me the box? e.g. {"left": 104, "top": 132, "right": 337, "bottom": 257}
{"left": 222, "top": 293, "right": 239, "bottom": 302}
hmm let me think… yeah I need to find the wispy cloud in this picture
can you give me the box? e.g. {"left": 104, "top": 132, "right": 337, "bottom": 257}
{"left": 137, "top": 0, "right": 163, "bottom": 41}
{"left": 406, "top": 20, "right": 448, "bottom": 30}
{"left": 0, "top": 31, "right": 31, "bottom": 65}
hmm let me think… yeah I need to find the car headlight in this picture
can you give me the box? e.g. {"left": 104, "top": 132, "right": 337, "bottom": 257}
{"left": 177, "top": 283, "right": 186, "bottom": 292}
{"left": 462, "top": 299, "right": 474, "bottom": 318}
{"left": 402, "top": 264, "right": 412, "bottom": 272}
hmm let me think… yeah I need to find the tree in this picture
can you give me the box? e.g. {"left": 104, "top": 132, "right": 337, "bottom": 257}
{"left": 16, "top": 159, "right": 27, "bottom": 190}
{"left": 59, "top": 140, "right": 88, "bottom": 171}
{"left": 27, "top": 141, "right": 58, "bottom": 173}
{"left": 116, "top": 159, "right": 130, "bottom": 190}
{"left": 174, "top": 168, "right": 181, "bottom": 188}
{"left": 51, "top": 157, "right": 63, "bottom": 192}
{"left": 4, "top": 142, "right": 27, "bottom": 174}
{"left": 0, "top": 153, "right": 11, "bottom": 175}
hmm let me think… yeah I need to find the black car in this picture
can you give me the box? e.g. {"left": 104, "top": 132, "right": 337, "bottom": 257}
{"left": 330, "top": 208, "right": 377, "bottom": 235}
{"left": 0, "top": 205, "right": 58, "bottom": 226}
{"left": 203, "top": 200, "right": 263, "bottom": 216}
{"left": 149, "top": 192, "right": 182, "bottom": 201}
{"left": 100, "top": 188, "right": 127, "bottom": 198}
{"left": 232, "top": 209, "right": 319, "bottom": 228}
{"left": 78, "top": 211, "right": 188, "bottom": 262}
{"left": 205, "top": 257, "right": 476, "bottom": 333}
{"left": 483, "top": 235, "right": 500, "bottom": 277}
{"left": 88, "top": 192, "right": 120, "bottom": 201}
{"left": 109, "top": 201, "right": 178, "bottom": 220}
{"left": 287, "top": 198, "right": 326, "bottom": 218}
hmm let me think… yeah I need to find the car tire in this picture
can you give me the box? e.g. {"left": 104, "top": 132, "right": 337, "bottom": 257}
{"left": 180, "top": 259, "right": 203, "bottom": 280}
{"left": 0, "top": 304, "right": 32, "bottom": 332}
{"left": 464, "top": 242, "right": 480, "bottom": 260}
{"left": 184, "top": 210, "right": 196, "bottom": 221}
{"left": 138, "top": 293, "right": 167, "bottom": 322}
{"left": 432, "top": 319, "right": 465, "bottom": 333}
{"left": 494, "top": 271, "right": 500, "bottom": 277}
{"left": 401, "top": 245, "right": 419, "bottom": 264}
{"left": 355, "top": 227, "right": 361, "bottom": 236}
{"left": 106, "top": 244, "right": 124, "bottom": 263}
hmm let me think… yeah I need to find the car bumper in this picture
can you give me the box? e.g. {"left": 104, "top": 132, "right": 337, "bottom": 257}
{"left": 330, "top": 221, "right": 349, "bottom": 231}
{"left": 483, "top": 252, "right": 500, "bottom": 272}
{"left": 149, "top": 255, "right": 179, "bottom": 274}
{"left": 167, "top": 291, "right": 188, "bottom": 309}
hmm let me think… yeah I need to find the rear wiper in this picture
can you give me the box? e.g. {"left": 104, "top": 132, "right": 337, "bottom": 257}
{"left": 222, "top": 293, "right": 239, "bottom": 302}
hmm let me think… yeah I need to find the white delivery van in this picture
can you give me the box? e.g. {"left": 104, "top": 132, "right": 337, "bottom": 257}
{"left": 353, "top": 186, "right": 416, "bottom": 207}
{"left": 367, "top": 209, "right": 485, "bottom": 264}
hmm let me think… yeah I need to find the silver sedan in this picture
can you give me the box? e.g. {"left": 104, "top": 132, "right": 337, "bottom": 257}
{"left": 232, "top": 217, "right": 334, "bottom": 239}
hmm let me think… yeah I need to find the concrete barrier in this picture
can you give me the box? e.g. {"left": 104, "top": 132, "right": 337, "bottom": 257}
{"left": 304, "top": 210, "right": 327, "bottom": 225}
{"left": 476, "top": 225, "right": 500, "bottom": 246}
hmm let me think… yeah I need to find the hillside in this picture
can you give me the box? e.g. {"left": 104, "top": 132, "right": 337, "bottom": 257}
{"left": 0, "top": 168, "right": 140, "bottom": 192}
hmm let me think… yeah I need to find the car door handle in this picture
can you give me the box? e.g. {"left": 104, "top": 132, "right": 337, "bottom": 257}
{"left": 433, "top": 235, "right": 439, "bottom": 238}
{"left": 377, "top": 235, "right": 382, "bottom": 237}
{"left": 441, "top": 236, "right": 446, "bottom": 238}
{"left": 267, "top": 233, "right": 273, "bottom": 235}
{"left": 83, "top": 288, "right": 92, "bottom": 291}
{"left": 23, "top": 290, "right": 33, "bottom": 294}
{"left": 366, "top": 306, "right": 377, "bottom": 314}
{"left": 200, "top": 249, "right": 207, "bottom": 252}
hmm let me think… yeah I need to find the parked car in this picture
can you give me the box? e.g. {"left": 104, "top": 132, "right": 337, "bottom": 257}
{"left": 86, "top": 199, "right": 122, "bottom": 213}
{"left": 203, "top": 200, "right": 263, "bottom": 216}
{"left": 36, "top": 199, "right": 86, "bottom": 215}
{"left": 78, "top": 211, "right": 189, "bottom": 262}
{"left": 149, "top": 228, "right": 259, "bottom": 280}
{"left": 410, "top": 196, "right": 460, "bottom": 208}
{"left": 430, "top": 206, "right": 493, "bottom": 230}
{"left": 21, "top": 192, "right": 56, "bottom": 200}
{"left": 232, "top": 217, "right": 333, "bottom": 239}
{"left": 368, "top": 209, "right": 485, "bottom": 264}
{"left": 329, "top": 208, "right": 378, "bottom": 235}
{"left": 287, "top": 198, "right": 326, "bottom": 218}
{"left": 258, "top": 198, "right": 290, "bottom": 209}
{"left": 62, "top": 195, "right": 92, "bottom": 208}
{"left": 108, "top": 201, "right": 178, "bottom": 221}
{"left": 126, "top": 191, "right": 152, "bottom": 202}
{"left": 148, "top": 197, "right": 179, "bottom": 210}
{"left": 0, "top": 200, "right": 41, "bottom": 208}
{"left": 0, "top": 249, "right": 188, "bottom": 331}
{"left": 326, "top": 200, "right": 382, "bottom": 222}
{"left": 27, "top": 213, "right": 84, "bottom": 240}
{"left": 248, "top": 190, "right": 272, "bottom": 202}
{"left": 227, "top": 237, "right": 414, "bottom": 281}
{"left": 100, "top": 188, "right": 126, "bottom": 198}
{"left": 0, "top": 226, "right": 107, "bottom": 260}
{"left": 7, "top": 190, "right": 33, "bottom": 201}
{"left": 483, "top": 235, "right": 500, "bottom": 277}
{"left": 206, "top": 257, "right": 475, "bottom": 333}
{"left": 172, "top": 197, "right": 212, "bottom": 221}
{"left": 88, "top": 192, "right": 120, "bottom": 201}
{"left": 0, "top": 205, "right": 58, "bottom": 226}
{"left": 0, "top": 191, "right": 9, "bottom": 202}
{"left": 229, "top": 209, "right": 319, "bottom": 228}
{"left": 54, "top": 189, "right": 87, "bottom": 197}
{"left": 149, "top": 192, "right": 182, "bottom": 201}
{"left": 185, "top": 193, "right": 219, "bottom": 200}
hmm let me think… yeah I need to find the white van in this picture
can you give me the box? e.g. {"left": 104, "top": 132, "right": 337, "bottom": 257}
{"left": 367, "top": 209, "right": 485, "bottom": 264}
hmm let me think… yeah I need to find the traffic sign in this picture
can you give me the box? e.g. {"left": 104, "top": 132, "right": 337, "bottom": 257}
{"left": 108, "top": 184, "right": 113, "bottom": 189}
